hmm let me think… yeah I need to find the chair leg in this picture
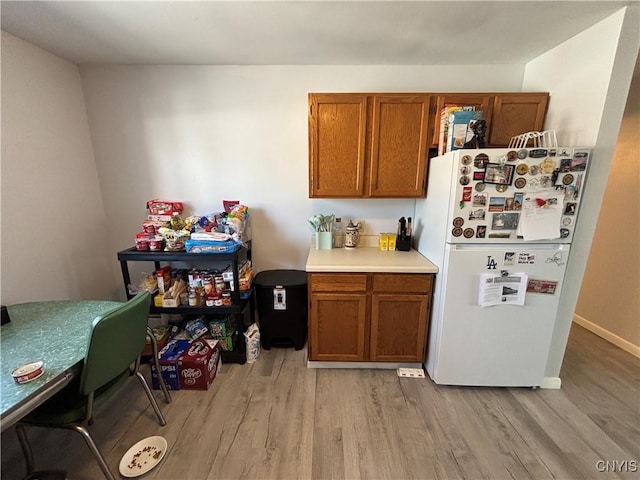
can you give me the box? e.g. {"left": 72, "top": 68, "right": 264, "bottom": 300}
{"left": 135, "top": 371, "right": 167, "bottom": 426}
{"left": 15, "top": 424, "right": 35, "bottom": 475}
{"left": 68, "top": 424, "right": 116, "bottom": 480}
{"left": 147, "top": 326, "right": 172, "bottom": 404}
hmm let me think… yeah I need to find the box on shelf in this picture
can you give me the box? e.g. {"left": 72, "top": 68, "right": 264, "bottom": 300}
{"left": 209, "top": 315, "right": 235, "bottom": 338}
{"left": 142, "top": 326, "right": 170, "bottom": 356}
{"left": 178, "top": 340, "right": 222, "bottom": 390}
{"left": 215, "top": 332, "right": 237, "bottom": 352}
{"left": 150, "top": 339, "right": 191, "bottom": 390}
{"left": 146, "top": 199, "right": 184, "bottom": 216}
{"left": 185, "top": 316, "right": 209, "bottom": 339}
{"left": 154, "top": 294, "right": 163, "bottom": 308}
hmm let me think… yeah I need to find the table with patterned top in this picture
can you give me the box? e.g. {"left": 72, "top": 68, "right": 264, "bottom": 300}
{"left": 0, "top": 300, "right": 123, "bottom": 431}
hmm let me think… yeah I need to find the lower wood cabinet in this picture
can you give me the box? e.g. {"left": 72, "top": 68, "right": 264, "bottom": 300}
{"left": 308, "top": 272, "right": 433, "bottom": 362}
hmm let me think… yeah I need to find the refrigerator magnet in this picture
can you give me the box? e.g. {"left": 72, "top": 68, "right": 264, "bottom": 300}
{"left": 560, "top": 228, "right": 570, "bottom": 238}
{"left": 504, "top": 198, "right": 515, "bottom": 211}
{"left": 562, "top": 173, "right": 575, "bottom": 185}
{"left": 489, "top": 197, "right": 506, "bottom": 212}
{"left": 453, "top": 217, "right": 465, "bottom": 227}
{"left": 528, "top": 178, "right": 541, "bottom": 191}
{"left": 495, "top": 184, "right": 508, "bottom": 193}
{"left": 504, "top": 252, "right": 515, "bottom": 265}
{"left": 516, "top": 163, "right": 529, "bottom": 175}
{"left": 514, "top": 177, "right": 527, "bottom": 189}
{"left": 460, "top": 175, "right": 471, "bottom": 185}
{"left": 492, "top": 212, "right": 520, "bottom": 230}
{"left": 571, "top": 151, "right": 589, "bottom": 171}
{"left": 562, "top": 217, "right": 572, "bottom": 226}
{"left": 473, "top": 171, "right": 485, "bottom": 181}
{"left": 475, "top": 182, "right": 486, "bottom": 192}
{"left": 527, "top": 279, "right": 558, "bottom": 294}
{"left": 474, "top": 153, "right": 489, "bottom": 169}
{"left": 462, "top": 186, "right": 472, "bottom": 202}
{"left": 460, "top": 165, "right": 471, "bottom": 175}
{"left": 528, "top": 165, "right": 540, "bottom": 176}
{"left": 469, "top": 209, "right": 485, "bottom": 221}
{"left": 472, "top": 193, "right": 487, "bottom": 207}
{"left": 559, "top": 158, "right": 572, "bottom": 172}
{"left": 540, "top": 176, "right": 553, "bottom": 188}
{"left": 476, "top": 226, "right": 487, "bottom": 238}
{"left": 461, "top": 155, "right": 472, "bottom": 165}
{"left": 452, "top": 227, "right": 463, "bottom": 237}
{"left": 463, "top": 228, "right": 475, "bottom": 238}
{"left": 517, "top": 149, "right": 528, "bottom": 159}
{"left": 484, "top": 163, "right": 514, "bottom": 185}
{"left": 564, "top": 203, "right": 576, "bottom": 215}
{"left": 540, "top": 158, "right": 556, "bottom": 174}
{"left": 513, "top": 192, "right": 523, "bottom": 210}
{"left": 558, "top": 147, "right": 573, "bottom": 156}
{"left": 507, "top": 150, "right": 518, "bottom": 162}
{"left": 529, "top": 148, "right": 548, "bottom": 158}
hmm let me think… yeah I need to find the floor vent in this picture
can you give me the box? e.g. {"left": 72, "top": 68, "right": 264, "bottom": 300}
{"left": 397, "top": 368, "right": 426, "bottom": 378}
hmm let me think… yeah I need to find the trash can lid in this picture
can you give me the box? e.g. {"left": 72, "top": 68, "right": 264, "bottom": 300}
{"left": 253, "top": 269, "right": 307, "bottom": 287}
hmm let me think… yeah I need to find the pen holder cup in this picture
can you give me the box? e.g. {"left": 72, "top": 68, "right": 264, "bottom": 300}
{"left": 396, "top": 236, "right": 411, "bottom": 252}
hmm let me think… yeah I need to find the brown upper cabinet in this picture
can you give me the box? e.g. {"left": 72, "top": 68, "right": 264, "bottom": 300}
{"left": 427, "top": 92, "right": 549, "bottom": 149}
{"left": 309, "top": 93, "right": 430, "bottom": 198}
{"left": 488, "top": 93, "right": 549, "bottom": 146}
{"left": 309, "top": 91, "right": 548, "bottom": 199}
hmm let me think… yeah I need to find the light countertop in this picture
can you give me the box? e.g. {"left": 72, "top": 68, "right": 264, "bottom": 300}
{"left": 306, "top": 246, "right": 438, "bottom": 273}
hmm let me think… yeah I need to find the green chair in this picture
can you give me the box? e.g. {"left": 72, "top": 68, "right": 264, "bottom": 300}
{"left": 15, "top": 292, "right": 166, "bottom": 480}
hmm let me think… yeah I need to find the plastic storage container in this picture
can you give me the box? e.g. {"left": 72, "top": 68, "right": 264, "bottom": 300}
{"left": 253, "top": 270, "right": 308, "bottom": 350}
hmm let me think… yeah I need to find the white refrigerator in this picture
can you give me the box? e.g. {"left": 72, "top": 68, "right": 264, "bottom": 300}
{"left": 414, "top": 147, "right": 590, "bottom": 387}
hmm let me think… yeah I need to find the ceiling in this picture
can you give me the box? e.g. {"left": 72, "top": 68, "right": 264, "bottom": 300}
{"left": 0, "top": 1, "right": 632, "bottom": 66}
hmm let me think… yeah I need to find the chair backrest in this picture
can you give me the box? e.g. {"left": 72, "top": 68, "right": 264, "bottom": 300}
{"left": 80, "top": 292, "right": 151, "bottom": 395}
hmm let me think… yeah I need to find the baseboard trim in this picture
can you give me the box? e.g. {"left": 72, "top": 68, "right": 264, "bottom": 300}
{"left": 540, "top": 377, "right": 562, "bottom": 389}
{"left": 573, "top": 314, "right": 640, "bottom": 358}
{"left": 307, "top": 361, "right": 422, "bottom": 369}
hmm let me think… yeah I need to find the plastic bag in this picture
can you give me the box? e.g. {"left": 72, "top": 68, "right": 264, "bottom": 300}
{"left": 244, "top": 323, "right": 261, "bottom": 363}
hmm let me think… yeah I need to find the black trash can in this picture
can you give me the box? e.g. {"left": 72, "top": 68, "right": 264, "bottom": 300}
{"left": 253, "top": 270, "right": 308, "bottom": 350}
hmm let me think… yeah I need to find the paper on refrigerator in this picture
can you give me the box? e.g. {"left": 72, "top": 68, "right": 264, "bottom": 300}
{"left": 478, "top": 273, "right": 528, "bottom": 307}
{"left": 518, "top": 193, "right": 564, "bottom": 241}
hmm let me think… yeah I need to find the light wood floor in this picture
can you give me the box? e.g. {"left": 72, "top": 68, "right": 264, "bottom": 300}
{"left": 1, "top": 324, "right": 638, "bottom": 480}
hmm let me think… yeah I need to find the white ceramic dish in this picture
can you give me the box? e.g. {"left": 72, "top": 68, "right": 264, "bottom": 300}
{"left": 118, "top": 436, "right": 167, "bottom": 478}
{"left": 12, "top": 361, "right": 44, "bottom": 384}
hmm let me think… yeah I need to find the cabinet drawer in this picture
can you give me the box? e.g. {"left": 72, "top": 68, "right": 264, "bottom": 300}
{"left": 310, "top": 273, "right": 368, "bottom": 292}
{"left": 372, "top": 273, "right": 432, "bottom": 294}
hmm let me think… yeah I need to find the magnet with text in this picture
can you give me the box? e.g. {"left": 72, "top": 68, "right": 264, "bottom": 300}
{"left": 527, "top": 279, "right": 559, "bottom": 294}
{"left": 462, "top": 186, "right": 472, "bottom": 202}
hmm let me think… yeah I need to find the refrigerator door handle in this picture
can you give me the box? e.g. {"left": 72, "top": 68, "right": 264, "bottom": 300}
{"left": 449, "top": 243, "right": 570, "bottom": 252}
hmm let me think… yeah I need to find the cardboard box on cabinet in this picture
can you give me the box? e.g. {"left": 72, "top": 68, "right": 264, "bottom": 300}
{"left": 178, "top": 340, "right": 222, "bottom": 390}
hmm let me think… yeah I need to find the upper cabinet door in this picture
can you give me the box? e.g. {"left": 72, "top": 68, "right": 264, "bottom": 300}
{"left": 489, "top": 93, "right": 549, "bottom": 146}
{"left": 428, "top": 94, "right": 493, "bottom": 148}
{"left": 369, "top": 95, "right": 430, "bottom": 197}
{"left": 309, "top": 94, "right": 368, "bottom": 197}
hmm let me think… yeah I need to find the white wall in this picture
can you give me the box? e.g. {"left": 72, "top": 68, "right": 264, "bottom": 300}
{"left": 575, "top": 56, "right": 639, "bottom": 353}
{"left": 0, "top": 32, "right": 115, "bottom": 304}
{"left": 79, "top": 64, "right": 525, "bottom": 293}
{"left": 523, "top": 7, "right": 640, "bottom": 379}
